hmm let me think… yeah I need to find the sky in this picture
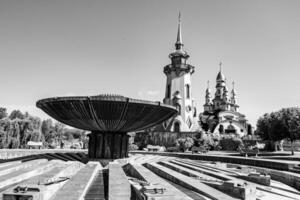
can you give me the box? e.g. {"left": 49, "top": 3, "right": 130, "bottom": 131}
{"left": 0, "top": 0, "right": 300, "bottom": 126}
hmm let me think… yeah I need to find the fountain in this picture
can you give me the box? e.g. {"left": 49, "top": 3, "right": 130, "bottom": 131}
{"left": 36, "top": 94, "right": 177, "bottom": 159}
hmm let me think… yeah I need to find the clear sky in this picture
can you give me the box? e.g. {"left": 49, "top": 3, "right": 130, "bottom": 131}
{"left": 0, "top": 0, "right": 299, "bottom": 126}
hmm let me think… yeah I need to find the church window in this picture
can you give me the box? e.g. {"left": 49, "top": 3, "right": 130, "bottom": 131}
{"left": 167, "top": 84, "right": 171, "bottom": 98}
{"left": 186, "top": 84, "right": 190, "bottom": 99}
{"left": 174, "top": 122, "right": 180, "bottom": 132}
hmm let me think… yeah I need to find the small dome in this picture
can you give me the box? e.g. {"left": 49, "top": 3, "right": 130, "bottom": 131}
{"left": 231, "top": 88, "right": 236, "bottom": 95}
{"left": 216, "top": 71, "right": 226, "bottom": 81}
{"left": 205, "top": 87, "right": 211, "bottom": 94}
{"left": 223, "top": 85, "right": 228, "bottom": 92}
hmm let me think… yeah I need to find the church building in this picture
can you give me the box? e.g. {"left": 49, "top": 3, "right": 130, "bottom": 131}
{"left": 200, "top": 64, "right": 251, "bottom": 136}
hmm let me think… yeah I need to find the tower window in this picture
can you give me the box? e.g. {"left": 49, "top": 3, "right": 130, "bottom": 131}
{"left": 186, "top": 84, "right": 190, "bottom": 99}
{"left": 176, "top": 104, "right": 181, "bottom": 115}
{"left": 167, "top": 84, "right": 171, "bottom": 98}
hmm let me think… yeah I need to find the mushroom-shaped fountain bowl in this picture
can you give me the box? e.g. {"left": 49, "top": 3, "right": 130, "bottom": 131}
{"left": 37, "top": 95, "right": 177, "bottom": 159}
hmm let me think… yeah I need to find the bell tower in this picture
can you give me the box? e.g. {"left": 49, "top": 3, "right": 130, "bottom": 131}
{"left": 163, "top": 13, "right": 196, "bottom": 131}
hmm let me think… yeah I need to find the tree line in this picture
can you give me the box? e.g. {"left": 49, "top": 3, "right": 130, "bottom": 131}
{"left": 0, "top": 107, "right": 87, "bottom": 149}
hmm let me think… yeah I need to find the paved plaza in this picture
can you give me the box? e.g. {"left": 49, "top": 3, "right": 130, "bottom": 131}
{"left": 1, "top": 150, "right": 300, "bottom": 200}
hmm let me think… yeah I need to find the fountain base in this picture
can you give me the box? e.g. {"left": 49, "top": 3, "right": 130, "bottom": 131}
{"left": 88, "top": 131, "right": 129, "bottom": 159}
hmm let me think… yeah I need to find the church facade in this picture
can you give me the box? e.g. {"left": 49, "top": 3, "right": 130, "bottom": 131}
{"left": 200, "top": 65, "right": 251, "bottom": 136}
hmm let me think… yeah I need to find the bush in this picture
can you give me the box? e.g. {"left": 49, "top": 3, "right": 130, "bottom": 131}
{"left": 128, "top": 143, "right": 139, "bottom": 151}
{"left": 219, "top": 137, "right": 243, "bottom": 151}
{"left": 176, "top": 137, "right": 194, "bottom": 152}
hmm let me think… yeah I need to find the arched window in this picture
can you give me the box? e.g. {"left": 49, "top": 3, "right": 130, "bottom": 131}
{"left": 186, "top": 84, "right": 190, "bottom": 99}
{"left": 174, "top": 122, "right": 180, "bottom": 132}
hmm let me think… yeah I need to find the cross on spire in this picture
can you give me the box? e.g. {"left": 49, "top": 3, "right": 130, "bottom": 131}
{"left": 219, "top": 61, "right": 222, "bottom": 71}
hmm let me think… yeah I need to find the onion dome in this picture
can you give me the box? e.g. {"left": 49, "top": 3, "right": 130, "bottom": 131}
{"left": 216, "top": 62, "right": 226, "bottom": 81}
{"left": 205, "top": 87, "right": 211, "bottom": 95}
{"left": 216, "top": 71, "right": 226, "bottom": 81}
{"left": 231, "top": 88, "right": 236, "bottom": 95}
{"left": 205, "top": 81, "right": 211, "bottom": 96}
{"left": 223, "top": 85, "right": 228, "bottom": 92}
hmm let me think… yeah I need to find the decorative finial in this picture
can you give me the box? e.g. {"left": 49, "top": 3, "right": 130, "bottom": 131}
{"left": 232, "top": 81, "right": 235, "bottom": 89}
{"left": 175, "top": 12, "right": 183, "bottom": 50}
{"left": 207, "top": 80, "right": 210, "bottom": 88}
{"left": 219, "top": 61, "right": 222, "bottom": 71}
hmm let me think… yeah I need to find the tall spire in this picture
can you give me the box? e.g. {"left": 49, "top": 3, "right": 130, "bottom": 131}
{"left": 231, "top": 81, "right": 236, "bottom": 95}
{"left": 175, "top": 12, "right": 183, "bottom": 50}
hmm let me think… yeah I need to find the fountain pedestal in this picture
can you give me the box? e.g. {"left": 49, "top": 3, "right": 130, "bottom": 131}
{"left": 88, "top": 131, "right": 129, "bottom": 159}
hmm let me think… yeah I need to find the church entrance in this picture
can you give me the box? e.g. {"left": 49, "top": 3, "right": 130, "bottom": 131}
{"left": 225, "top": 122, "right": 236, "bottom": 134}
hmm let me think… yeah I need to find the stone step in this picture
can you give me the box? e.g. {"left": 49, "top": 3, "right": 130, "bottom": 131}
{"left": 0, "top": 159, "right": 48, "bottom": 177}
{"left": 0, "top": 160, "right": 84, "bottom": 200}
{"left": 0, "top": 161, "right": 21, "bottom": 170}
{"left": 56, "top": 153, "right": 80, "bottom": 161}
{"left": 170, "top": 160, "right": 232, "bottom": 181}
{"left": 0, "top": 160, "right": 62, "bottom": 193}
{"left": 186, "top": 160, "right": 240, "bottom": 176}
{"left": 159, "top": 161, "right": 222, "bottom": 183}
{"left": 292, "top": 166, "right": 300, "bottom": 170}
{"left": 65, "top": 152, "right": 87, "bottom": 163}
{"left": 108, "top": 163, "right": 131, "bottom": 200}
{"left": 40, "top": 153, "right": 70, "bottom": 162}
{"left": 171, "top": 160, "right": 300, "bottom": 200}
{"left": 289, "top": 168, "right": 300, "bottom": 174}
{"left": 52, "top": 162, "right": 101, "bottom": 200}
{"left": 129, "top": 164, "right": 194, "bottom": 200}
{"left": 84, "top": 170, "right": 106, "bottom": 200}
{"left": 20, "top": 160, "right": 70, "bottom": 185}
{"left": 144, "top": 162, "right": 238, "bottom": 200}
{"left": 164, "top": 178, "right": 210, "bottom": 200}
{"left": 0, "top": 160, "right": 57, "bottom": 191}
{"left": 158, "top": 160, "right": 257, "bottom": 200}
{"left": 36, "top": 161, "right": 84, "bottom": 200}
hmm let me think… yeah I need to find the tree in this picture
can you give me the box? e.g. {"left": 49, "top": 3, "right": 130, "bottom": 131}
{"left": 256, "top": 107, "right": 300, "bottom": 154}
{"left": 176, "top": 137, "right": 194, "bottom": 152}
{"left": 0, "top": 107, "right": 8, "bottom": 119}
{"left": 9, "top": 110, "right": 24, "bottom": 120}
{"left": 41, "top": 119, "right": 57, "bottom": 146}
{"left": 280, "top": 108, "right": 300, "bottom": 155}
